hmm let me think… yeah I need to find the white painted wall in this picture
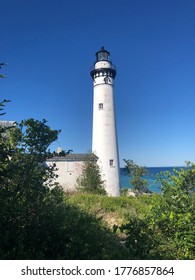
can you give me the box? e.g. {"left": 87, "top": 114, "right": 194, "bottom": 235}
{"left": 92, "top": 69, "right": 120, "bottom": 196}
{"left": 46, "top": 159, "right": 84, "bottom": 191}
{"left": 95, "top": 61, "right": 112, "bottom": 69}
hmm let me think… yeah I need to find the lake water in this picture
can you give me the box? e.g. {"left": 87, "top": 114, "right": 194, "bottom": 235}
{"left": 120, "top": 167, "right": 182, "bottom": 193}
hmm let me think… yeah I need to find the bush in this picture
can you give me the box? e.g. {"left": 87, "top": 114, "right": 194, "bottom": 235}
{"left": 0, "top": 107, "right": 127, "bottom": 259}
{"left": 121, "top": 163, "right": 195, "bottom": 260}
{"left": 0, "top": 185, "right": 129, "bottom": 259}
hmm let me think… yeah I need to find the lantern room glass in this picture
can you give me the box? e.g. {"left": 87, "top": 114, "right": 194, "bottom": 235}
{"left": 96, "top": 47, "right": 110, "bottom": 62}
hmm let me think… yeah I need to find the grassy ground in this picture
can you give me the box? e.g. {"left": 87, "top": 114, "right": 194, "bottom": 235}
{"left": 66, "top": 193, "right": 153, "bottom": 229}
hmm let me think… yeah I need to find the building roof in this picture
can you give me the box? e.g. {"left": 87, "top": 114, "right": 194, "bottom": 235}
{"left": 46, "top": 153, "right": 97, "bottom": 162}
{"left": 0, "top": 121, "right": 15, "bottom": 137}
{"left": 0, "top": 120, "right": 15, "bottom": 127}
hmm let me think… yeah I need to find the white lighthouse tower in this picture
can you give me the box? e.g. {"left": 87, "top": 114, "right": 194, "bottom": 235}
{"left": 90, "top": 47, "right": 120, "bottom": 196}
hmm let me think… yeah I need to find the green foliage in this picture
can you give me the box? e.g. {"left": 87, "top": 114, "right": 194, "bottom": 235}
{"left": 0, "top": 104, "right": 127, "bottom": 259}
{"left": 0, "top": 118, "right": 60, "bottom": 190}
{"left": 0, "top": 182, "right": 128, "bottom": 259}
{"left": 13, "top": 118, "right": 60, "bottom": 158}
{"left": 76, "top": 154, "right": 107, "bottom": 195}
{"left": 121, "top": 163, "right": 195, "bottom": 260}
{"left": 157, "top": 161, "right": 195, "bottom": 194}
{"left": 124, "top": 159, "right": 150, "bottom": 194}
{"left": 120, "top": 217, "right": 161, "bottom": 259}
{"left": 0, "top": 111, "right": 64, "bottom": 258}
{"left": 149, "top": 163, "right": 195, "bottom": 259}
{"left": 67, "top": 193, "right": 151, "bottom": 224}
{"left": 0, "top": 100, "right": 15, "bottom": 180}
{"left": 120, "top": 188, "right": 129, "bottom": 196}
{"left": 1, "top": 99, "right": 194, "bottom": 259}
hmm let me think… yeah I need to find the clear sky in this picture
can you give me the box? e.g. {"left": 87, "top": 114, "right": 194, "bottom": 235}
{"left": 1, "top": 0, "right": 195, "bottom": 167}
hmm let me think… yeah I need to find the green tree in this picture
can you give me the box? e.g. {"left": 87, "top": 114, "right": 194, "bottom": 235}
{"left": 121, "top": 162, "right": 195, "bottom": 260}
{"left": 124, "top": 159, "right": 150, "bottom": 194}
{"left": 76, "top": 154, "right": 107, "bottom": 195}
{"left": 0, "top": 103, "right": 128, "bottom": 259}
{"left": 0, "top": 99, "right": 14, "bottom": 181}
{"left": 149, "top": 163, "right": 195, "bottom": 259}
{"left": 0, "top": 118, "right": 61, "bottom": 189}
{"left": 0, "top": 114, "right": 61, "bottom": 258}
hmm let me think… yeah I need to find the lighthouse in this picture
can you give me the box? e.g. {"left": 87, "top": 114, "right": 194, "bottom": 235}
{"left": 90, "top": 47, "right": 120, "bottom": 196}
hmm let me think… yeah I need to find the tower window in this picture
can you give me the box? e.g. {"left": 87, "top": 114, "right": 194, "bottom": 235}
{"left": 110, "top": 159, "right": 114, "bottom": 166}
{"left": 99, "top": 103, "right": 103, "bottom": 110}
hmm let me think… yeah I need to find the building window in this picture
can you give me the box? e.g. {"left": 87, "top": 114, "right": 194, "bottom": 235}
{"left": 99, "top": 103, "right": 103, "bottom": 110}
{"left": 110, "top": 159, "right": 114, "bottom": 167}
{"left": 104, "top": 76, "right": 111, "bottom": 83}
{"left": 67, "top": 162, "right": 74, "bottom": 172}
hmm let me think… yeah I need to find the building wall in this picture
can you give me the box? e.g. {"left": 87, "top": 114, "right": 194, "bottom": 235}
{"left": 46, "top": 159, "right": 84, "bottom": 191}
{"left": 92, "top": 70, "right": 120, "bottom": 196}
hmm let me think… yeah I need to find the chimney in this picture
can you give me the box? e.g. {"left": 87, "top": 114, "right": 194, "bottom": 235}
{"left": 57, "top": 147, "right": 62, "bottom": 155}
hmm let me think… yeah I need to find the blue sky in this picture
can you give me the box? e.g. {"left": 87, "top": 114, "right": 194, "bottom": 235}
{"left": 1, "top": 0, "right": 195, "bottom": 167}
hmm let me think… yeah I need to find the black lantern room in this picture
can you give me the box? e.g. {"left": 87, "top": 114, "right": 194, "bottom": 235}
{"left": 96, "top": 47, "right": 110, "bottom": 62}
{"left": 90, "top": 47, "right": 116, "bottom": 79}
